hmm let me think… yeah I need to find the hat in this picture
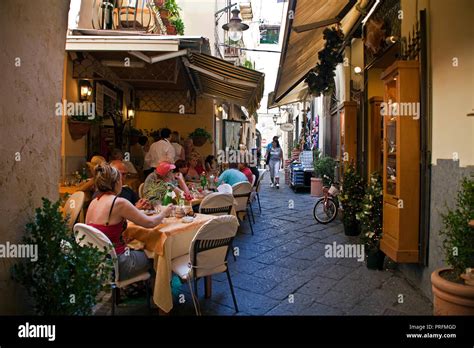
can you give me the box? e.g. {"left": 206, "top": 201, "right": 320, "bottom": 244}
{"left": 156, "top": 162, "right": 176, "bottom": 177}
{"left": 86, "top": 155, "right": 106, "bottom": 173}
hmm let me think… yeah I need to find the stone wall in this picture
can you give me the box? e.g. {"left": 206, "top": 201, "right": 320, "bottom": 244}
{"left": 0, "top": 0, "right": 69, "bottom": 313}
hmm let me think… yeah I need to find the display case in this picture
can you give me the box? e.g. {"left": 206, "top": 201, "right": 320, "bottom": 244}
{"left": 380, "top": 61, "right": 420, "bottom": 263}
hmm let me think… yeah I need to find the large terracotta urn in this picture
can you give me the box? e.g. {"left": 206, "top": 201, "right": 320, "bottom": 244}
{"left": 310, "top": 177, "right": 323, "bottom": 197}
{"left": 431, "top": 268, "right": 474, "bottom": 315}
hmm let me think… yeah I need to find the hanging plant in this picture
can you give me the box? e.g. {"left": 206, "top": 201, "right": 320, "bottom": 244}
{"left": 305, "top": 26, "right": 345, "bottom": 97}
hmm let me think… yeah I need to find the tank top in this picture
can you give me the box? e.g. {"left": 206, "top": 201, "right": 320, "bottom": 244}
{"left": 88, "top": 194, "right": 127, "bottom": 255}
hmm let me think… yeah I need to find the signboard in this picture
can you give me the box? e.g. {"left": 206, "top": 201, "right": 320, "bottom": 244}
{"left": 280, "top": 123, "right": 294, "bottom": 132}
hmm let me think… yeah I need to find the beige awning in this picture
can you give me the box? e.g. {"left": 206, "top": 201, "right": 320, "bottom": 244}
{"left": 273, "top": 0, "right": 370, "bottom": 103}
{"left": 184, "top": 52, "right": 265, "bottom": 115}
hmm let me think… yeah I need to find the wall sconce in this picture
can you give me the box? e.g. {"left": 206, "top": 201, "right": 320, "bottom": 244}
{"left": 79, "top": 80, "right": 92, "bottom": 101}
{"left": 127, "top": 105, "right": 135, "bottom": 119}
{"left": 217, "top": 105, "right": 224, "bottom": 112}
{"left": 354, "top": 66, "right": 362, "bottom": 75}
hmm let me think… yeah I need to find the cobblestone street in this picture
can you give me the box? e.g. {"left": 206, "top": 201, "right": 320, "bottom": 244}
{"left": 113, "top": 173, "right": 433, "bottom": 316}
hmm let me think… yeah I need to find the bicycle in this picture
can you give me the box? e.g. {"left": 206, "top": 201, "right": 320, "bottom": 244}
{"left": 313, "top": 176, "right": 340, "bottom": 224}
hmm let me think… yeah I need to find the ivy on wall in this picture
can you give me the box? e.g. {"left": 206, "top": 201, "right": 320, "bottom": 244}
{"left": 305, "top": 27, "right": 345, "bottom": 97}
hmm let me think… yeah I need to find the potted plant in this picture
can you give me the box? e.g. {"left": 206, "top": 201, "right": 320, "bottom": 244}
{"left": 357, "top": 172, "right": 385, "bottom": 270}
{"left": 127, "top": 126, "right": 143, "bottom": 145}
{"left": 431, "top": 175, "right": 474, "bottom": 315}
{"left": 312, "top": 151, "right": 335, "bottom": 197}
{"left": 189, "top": 128, "right": 213, "bottom": 147}
{"left": 11, "top": 198, "right": 112, "bottom": 315}
{"left": 170, "top": 17, "right": 184, "bottom": 35}
{"left": 68, "top": 114, "right": 101, "bottom": 141}
{"left": 164, "top": 0, "right": 181, "bottom": 18}
{"left": 339, "top": 164, "right": 365, "bottom": 236}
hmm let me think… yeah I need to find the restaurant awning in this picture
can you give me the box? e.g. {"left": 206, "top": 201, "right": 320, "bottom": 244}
{"left": 272, "top": 0, "right": 371, "bottom": 104}
{"left": 66, "top": 30, "right": 264, "bottom": 113}
{"left": 184, "top": 52, "right": 265, "bottom": 115}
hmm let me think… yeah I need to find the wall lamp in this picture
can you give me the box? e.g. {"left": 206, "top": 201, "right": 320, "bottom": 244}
{"left": 79, "top": 80, "right": 93, "bottom": 101}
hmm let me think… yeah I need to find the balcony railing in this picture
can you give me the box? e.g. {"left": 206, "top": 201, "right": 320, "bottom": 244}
{"left": 91, "top": 0, "right": 158, "bottom": 32}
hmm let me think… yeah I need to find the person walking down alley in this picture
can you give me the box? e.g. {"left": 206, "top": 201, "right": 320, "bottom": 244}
{"left": 267, "top": 138, "right": 284, "bottom": 189}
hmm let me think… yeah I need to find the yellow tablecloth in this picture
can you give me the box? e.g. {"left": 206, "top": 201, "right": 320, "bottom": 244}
{"left": 124, "top": 213, "right": 217, "bottom": 313}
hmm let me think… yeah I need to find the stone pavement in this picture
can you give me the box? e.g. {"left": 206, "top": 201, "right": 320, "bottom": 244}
{"left": 105, "top": 172, "right": 433, "bottom": 316}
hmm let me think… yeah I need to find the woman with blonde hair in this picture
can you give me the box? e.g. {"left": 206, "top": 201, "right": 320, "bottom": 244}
{"left": 86, "top": 163, "right": 173, "bottom": 281}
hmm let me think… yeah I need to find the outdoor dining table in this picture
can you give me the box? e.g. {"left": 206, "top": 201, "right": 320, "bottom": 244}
{"left": 123, "top": 213, "right": 219, "bottom": 313}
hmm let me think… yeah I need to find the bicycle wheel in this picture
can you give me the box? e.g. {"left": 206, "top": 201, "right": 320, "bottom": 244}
{"left": 313, "top": 198, "right": 338, "bottom": 224}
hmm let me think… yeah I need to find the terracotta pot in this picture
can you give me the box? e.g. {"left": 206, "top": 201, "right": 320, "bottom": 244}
{"left": 311, "top": 177, "right": 323, "bottom": 197}
{"left": 68, "top": 121, "right": 91, "bottom": 140}
{"left": 160, "top": 9, "right": 170, "bottom": 20}
{"left": 192, "top": 136, "right": 207, "bottom": 147}
{"left": 431, "top": 268, "right": 474, "bottom": 315}
{"left": 166, "top": 24, "right": 177, "bottom": 35}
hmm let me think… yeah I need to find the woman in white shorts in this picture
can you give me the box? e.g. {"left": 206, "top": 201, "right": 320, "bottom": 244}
{"left": 267, "top": 138, "right": 284, "bottom": 189}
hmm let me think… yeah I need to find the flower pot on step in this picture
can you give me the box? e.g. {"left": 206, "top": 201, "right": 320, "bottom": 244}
{"left": 431, "top": 268, "right": 474, "bottom": 315}
{"left": 311, "top": 177, "right": 323, "bottom": 197}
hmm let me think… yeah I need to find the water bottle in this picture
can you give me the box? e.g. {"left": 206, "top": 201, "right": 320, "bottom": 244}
{"left": 200, "top": 172, "right": 207, "bottom": 190}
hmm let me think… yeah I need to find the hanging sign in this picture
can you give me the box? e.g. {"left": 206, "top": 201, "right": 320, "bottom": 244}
{"left": 280, "top": 123, "right": 294, "bottom": 132}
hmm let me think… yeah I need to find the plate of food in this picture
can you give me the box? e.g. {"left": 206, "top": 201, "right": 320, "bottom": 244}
{"left": 181, "top": 216, "right": 194, "bottom": 223}
{"left": 143, "top": 209, "right": 157, "bottom": 216}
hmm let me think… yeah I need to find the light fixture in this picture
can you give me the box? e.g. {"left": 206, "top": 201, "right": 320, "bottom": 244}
{"left": 127, "top": 104, "right": 135, "bottom": 119}
{"left": 222, "top": 8, "right": 249, "bottom": 42}
{"left": 354, "top": 66, "right": 362, "bottom": 74}
{"left": 79, "top": 80, "right": 92, "bottom": 101}
{"left": 217, "top": 105, "right": 224, "bottom": 112}
{"left": 272, "top": 114, "right": 278, "bottom": 125}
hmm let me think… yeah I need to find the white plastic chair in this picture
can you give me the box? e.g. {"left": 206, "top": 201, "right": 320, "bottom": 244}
{"left": 171, "top": 215, "right": 240, "bottom": 314}
{"left": 232, "top": 181, "right": 255, "bottom": 235}
{"left": 138, "top": 183, "right": 145, "bottom": 199}
{"left": 73, "top": 223, "right": 151, "bottom": 315}
{"left": 63, "top": 191, "right": 85, "bottom": 231}
{"left": 199, "top": 192, "right": 234, "bottom": 216}
{"left": 217, "top": 183, "right": 233, "bottom": 194}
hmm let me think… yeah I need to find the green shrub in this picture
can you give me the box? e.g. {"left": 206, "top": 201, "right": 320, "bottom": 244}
{"left": 314, "top": 155, "right": 336, "bottom": 186}
{"left": 357, "top": 173, "right": 383, "bottom": 252}
{"left": 339, "top": 164, "right": 365, "bottom": 226}
{"left": 440, "top": 175, "right": 474, "bottom": 278}
{"left": 12, "top": 198, "right": 113, "bottom": 315}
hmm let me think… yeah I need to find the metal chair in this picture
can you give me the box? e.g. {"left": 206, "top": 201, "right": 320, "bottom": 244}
{"left": 251, "top": 170, "right": 266, "bottom": 214}
{"left": 232, "top": 181, "right": 255, "bottom": 235}
{"left": 74, "top": 223, "right": 151, "bottom": 315}
{"left": 171, "top": 215, "right": 240, "bottom": 314}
